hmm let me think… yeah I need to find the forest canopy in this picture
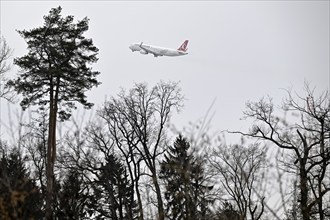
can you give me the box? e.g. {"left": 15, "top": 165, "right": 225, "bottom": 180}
{"left": 0, "top": 6, "right": 329, "bottom": 220}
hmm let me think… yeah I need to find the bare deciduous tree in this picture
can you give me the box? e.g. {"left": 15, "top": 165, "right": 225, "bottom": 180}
{"left": 98, "top": 101, "right": 144, "bottom": 219}
{"left": 209, "top": 144, "right": 267, "bottom": 220}
{"left": 0, "top": 36, "right": 13, "bottom": 101}
{"left": 99, "top": 81, "right": 184, "bottom": 220}
{"left": 0, "top": 37, "right": 12, "bottom": 76}
{"left": 22, "top": 111, "right": 48, "bottom": 198}
{"left": 232, "top": 85, "right": 330, "bottom": 220}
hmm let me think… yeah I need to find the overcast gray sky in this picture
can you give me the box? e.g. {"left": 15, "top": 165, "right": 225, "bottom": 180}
{"left": 0, "top": 1, "right": 329, "bottom": 144}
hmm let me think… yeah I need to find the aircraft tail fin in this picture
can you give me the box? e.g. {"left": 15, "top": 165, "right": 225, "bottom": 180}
{"left": 178, "top": 40, "right": 189, "bottom": 52}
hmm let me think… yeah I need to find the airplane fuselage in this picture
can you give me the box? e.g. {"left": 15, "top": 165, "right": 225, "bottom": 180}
{"left": 129, "top": 42, "right": 188, "bottom": 57}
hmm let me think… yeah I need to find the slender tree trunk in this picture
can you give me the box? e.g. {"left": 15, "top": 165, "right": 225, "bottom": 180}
{"left": 151, "top": 169, "right": 164, "bottom": 220}
{"left": 318, "top": 181, "right": 324, "bottom": 220}
{"left": 125, "top": 160, "right": 137, "bottom": 220}
{"left": 46, "top": 109, "right": 57, "bottom": 219}
{"left": 118, "top": 184, "right": 124, "bottom": 220}
{"left": 299, "top": 161, "right": 310, "bottom": 220}
{"left": 108, "top": 182, "right": 118, "bottom": 220}
{"left": 297, "top": 130, "right": 311, "bottom": 220}
{"left": 318, "top": 122, "right": 325, "bottom": 220}
{"left": 123, "top": 147, "right": 143, "bottom": 220}
{"left": 131, "top": 153, "right": 144, "bottom": 220}
{"left": 45, "top": 77, "right": 59, "bottom": 220}
{"left": 135, "top": 178, "right": 144, "bottom": 220}
{"left": 46, "top": 85, "right": 55, "bottom": 220}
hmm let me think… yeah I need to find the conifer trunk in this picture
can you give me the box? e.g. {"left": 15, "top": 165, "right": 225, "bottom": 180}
{"left": 45, "top": 77, "right": 59, "bottom": 220}
{"left": 46, "top": 91, "right": 55, "bottom": 219}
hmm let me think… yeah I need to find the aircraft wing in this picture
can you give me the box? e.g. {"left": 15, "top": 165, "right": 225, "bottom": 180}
{"left": 139, "top": 44, "right": 163, "bottom": 57}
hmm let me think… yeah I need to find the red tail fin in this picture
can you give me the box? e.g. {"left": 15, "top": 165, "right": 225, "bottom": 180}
{"left": 178, "top": 40, "right": 189, "bottom": 52}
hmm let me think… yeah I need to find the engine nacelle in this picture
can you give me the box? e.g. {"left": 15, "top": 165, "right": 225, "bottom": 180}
{"left": 140, "top": 50, "right": 148, "bottom": 55}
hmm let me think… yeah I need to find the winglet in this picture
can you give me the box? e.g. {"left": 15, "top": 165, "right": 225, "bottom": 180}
{"left": 178, "top": 40, "right": 189, "bottom": 52}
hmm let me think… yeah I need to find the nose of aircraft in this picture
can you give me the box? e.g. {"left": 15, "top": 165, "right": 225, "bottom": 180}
{"left": 129, "top": 44, "right": 134, "bottom": 51}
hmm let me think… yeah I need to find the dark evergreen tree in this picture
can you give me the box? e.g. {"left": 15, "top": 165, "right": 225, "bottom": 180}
{"left": 0, "top": 145, "right": 43, "bottom": 219}
{"left": 160, "top": 135, "right": 213, "bottom": 220}
{"left": 88, "top": 154, "right": 138, "bottom": 220}
{"left": 8, "top": 6, "right": 100, "bottom": 219}
{"left": 55, "top": 169, "right": 89, "bottom": 219}
{"left": 215, "top": 201, "right": 241, "bottom": 220}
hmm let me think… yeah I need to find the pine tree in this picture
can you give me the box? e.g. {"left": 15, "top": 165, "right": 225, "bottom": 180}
{"left": 160, "top": 135, "right": 213, "bottom": 220}
{"left": 7, "top": 6, "right": 100, "bottom": 219}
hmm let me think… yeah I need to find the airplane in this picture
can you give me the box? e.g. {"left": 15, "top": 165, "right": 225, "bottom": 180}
{"left": 129, "top": 40, "right": 189, "bottom": 57}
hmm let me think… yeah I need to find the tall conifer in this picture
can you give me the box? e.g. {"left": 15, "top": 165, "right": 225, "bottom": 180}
{"left": 160, "top": 135, "right": 213, "bottom": 220}
{"left": 8, "top": 6, "right": 100, "bottom": 219}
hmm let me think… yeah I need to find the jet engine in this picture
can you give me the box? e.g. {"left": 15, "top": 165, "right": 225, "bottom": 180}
{"left": 140, "top": 50, "right": 148, "bottom": 55}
